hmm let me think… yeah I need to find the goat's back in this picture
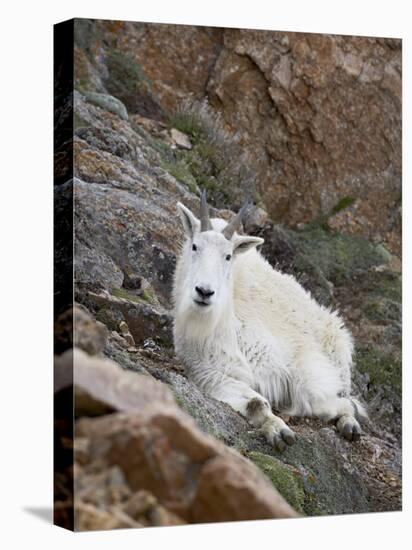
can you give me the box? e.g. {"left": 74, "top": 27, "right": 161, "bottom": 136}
{"left": 233, "top": 249, "right": 346, "bottom": 350}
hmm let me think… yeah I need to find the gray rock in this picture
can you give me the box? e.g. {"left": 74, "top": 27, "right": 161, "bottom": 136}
{"left": 74, "top": 305, "right": 108, "bottom": 355}
{"left": 170, "top": 128, "right": 192, "bottom": 150}
{"left": 243, "top": 205, "right": 269, "bottom": 233}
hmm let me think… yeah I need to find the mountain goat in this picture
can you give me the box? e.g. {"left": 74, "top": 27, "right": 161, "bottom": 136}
{"left": 172, "top": 191, "right": 366, "bottom": 451}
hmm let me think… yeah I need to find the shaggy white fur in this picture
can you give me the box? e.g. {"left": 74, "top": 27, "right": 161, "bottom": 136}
{"left": 173, "top": 202, "right": 366, "bottom": 451}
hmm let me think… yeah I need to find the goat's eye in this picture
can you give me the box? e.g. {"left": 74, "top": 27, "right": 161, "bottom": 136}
{"left": 225, "top": 254, "right": 232, "bottom": 261}
{"left": 192, "top": 244, "right": 197, "bottom": 251}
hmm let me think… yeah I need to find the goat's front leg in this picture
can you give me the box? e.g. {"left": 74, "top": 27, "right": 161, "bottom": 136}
{"left": 247, "top": 397, "right": 296, "bottom": 451}
{"left": 211, "top": 379, "right": 296, "bottom": 452}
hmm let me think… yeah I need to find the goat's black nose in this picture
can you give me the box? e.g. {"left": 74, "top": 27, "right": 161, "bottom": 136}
{"left": 195, "top": 286, "right": 215, "bottom": 298}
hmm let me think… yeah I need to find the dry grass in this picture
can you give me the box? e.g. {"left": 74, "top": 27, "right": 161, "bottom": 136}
{"left": 168, "top": 99, "right": 262, "bottom": 209}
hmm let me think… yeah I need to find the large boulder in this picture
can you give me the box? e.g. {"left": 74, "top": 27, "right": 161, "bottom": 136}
{"left": 64, "top": 348, "right": 298, "bottom": 529}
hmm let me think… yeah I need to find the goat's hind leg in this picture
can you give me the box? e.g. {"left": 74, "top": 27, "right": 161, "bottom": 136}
{"left": 292, "top": 348, "right": 364, "bottom": 441}
{"left": 312, "top": 396, "right": 364, "bottom": 441}
{"left": 335, "top": 397, "right": 367, "bottom": 441}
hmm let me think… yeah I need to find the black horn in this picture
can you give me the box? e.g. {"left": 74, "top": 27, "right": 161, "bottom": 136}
{"left": 200, "top": 189, "right": 212, "bottom": 232}
{"left": 221, "top": 202, "right": 249, "bottom": 240}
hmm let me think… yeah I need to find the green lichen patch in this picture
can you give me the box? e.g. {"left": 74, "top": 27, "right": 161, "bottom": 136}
{"left": 74, "top": 111, "right": 91, "bottom": 130}
{"left": 111, "top": 287, "right": 143, "bottom": 303}
{"left": 111, "top": 286, "right": 156, "bottom": 305}
{"left": 94, "top": 305, "right": 123, "bottom": 332}
{"left": 247, "top": 451, "right": 306, "bottom": 514}
{"left": 141, "top": 287, "right": 156, "bottom": 303}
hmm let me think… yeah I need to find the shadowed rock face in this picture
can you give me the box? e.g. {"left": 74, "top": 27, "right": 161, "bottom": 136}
{"left": 54, "top": 20, "right": 402, "bottom": 527}
{"left": 74, "top": 20, "right": 401, "bottom": 255}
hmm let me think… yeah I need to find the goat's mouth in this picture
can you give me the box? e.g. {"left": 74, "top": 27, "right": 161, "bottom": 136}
{"left": 193, "top": 299, "right": 212, "bottom": 308}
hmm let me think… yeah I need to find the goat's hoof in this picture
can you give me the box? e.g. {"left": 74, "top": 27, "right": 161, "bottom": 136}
{"left": 337, "top": 415, "right": 362, "bottom": 442}
{"left": 342, "top": 423, "right": 361, "bottom": 441}
{"left": 273, "top": 435, "right": 287, "bottom": 452}
{"left": 262, "top": 419, "right": 297, "bottom": 452}
{"left": 273, "top": 428, "right": 296, "bottom": 452}
{"left": 280, "top": 428, "right": 296, "bottom": 446}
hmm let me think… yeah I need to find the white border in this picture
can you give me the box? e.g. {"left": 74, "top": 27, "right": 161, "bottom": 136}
{"left": 0, "top": 1, "right": 409, "bottom": 548}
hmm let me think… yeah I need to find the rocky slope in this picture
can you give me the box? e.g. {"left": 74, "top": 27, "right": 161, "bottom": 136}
{"left": 54, "top": 20, "right": 402, "bottom": 530}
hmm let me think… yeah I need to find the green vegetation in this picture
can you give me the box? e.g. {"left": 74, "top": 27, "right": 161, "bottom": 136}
{"left": 160, "top": 159, "right": 198, "bottom": 194}
{"left": 169, "top": 110, "right": 205, "bottom": 142}
{"left": 163, "top": 100, "right": 260, "bottom": 208}
{"left": 264, "top": 223, "right": 395, "bottom": 308}
{"left": 111, "top": 286, "right": 156, "bottom": 305}
{"left": 247, "top": 451, "right": 306, "bottom": 514}
{"left": 365, "top": 270, "right": 401, "bottom": 303}
{"left": 288, "top": 226, "right": 392, "bottom": 286}
{"left": 356, "top": 346, "right": 401, "bottom": 396}
{"left": 132, "top": 123, "right": 175, "bottom": 162}
{"left": 106, "top": 49, "right": 151, "bottom": 96}
{"left": 309, "top": 196, "right": 356, "bottom": 230}
{"left": 364, "top": 296, "right": 401, "bottom": 324}
{"left": 105, "top": 48, "right": 162, "bottom": 117}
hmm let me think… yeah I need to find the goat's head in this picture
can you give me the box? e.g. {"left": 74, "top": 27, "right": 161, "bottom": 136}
{"left": 176, "top": 191, "right": 264, "bottom": 319}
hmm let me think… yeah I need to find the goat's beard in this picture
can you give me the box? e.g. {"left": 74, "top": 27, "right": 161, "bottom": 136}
{"left": 175, "top": 291, "right": 226, "bottom": 337}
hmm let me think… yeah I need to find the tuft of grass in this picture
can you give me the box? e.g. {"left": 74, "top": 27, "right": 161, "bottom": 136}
{"left": 160, "top": 159, "right": 198, "bottom": 194}
{"left": 104, "top": 48, "right": 163, "bottom": 119}
{"left": 106, "top": 49, "right": 151, "bottom": 91}
{"left": 330, "top": 196, "right": 356, "bottom": 216}
{"left": 169, "top": 111, "right": 204, "bottom": 142}
{"left": 167, "top": 99, "right": 260, "bottom": 208}
{"left": 308, "top": 196, "right": 356, "bottom": 230}
{"left": 141, "top": 288, "right": 156, "bottom": 303}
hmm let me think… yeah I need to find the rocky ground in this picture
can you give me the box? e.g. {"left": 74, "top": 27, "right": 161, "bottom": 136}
{"left": 54, "top": 20, "right": 402, "bottom": 530}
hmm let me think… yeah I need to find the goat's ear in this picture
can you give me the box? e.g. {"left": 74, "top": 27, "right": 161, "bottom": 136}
{"left": 233, "top": 235, "right": 264, "bottom": 255}
{"left": 177, "top": 202, "right": 200, "bottom": 238}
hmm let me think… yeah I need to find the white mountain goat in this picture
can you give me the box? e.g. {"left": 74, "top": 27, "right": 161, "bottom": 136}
{"left": 172, "top": 191, "right": 366, "bottom": 451}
